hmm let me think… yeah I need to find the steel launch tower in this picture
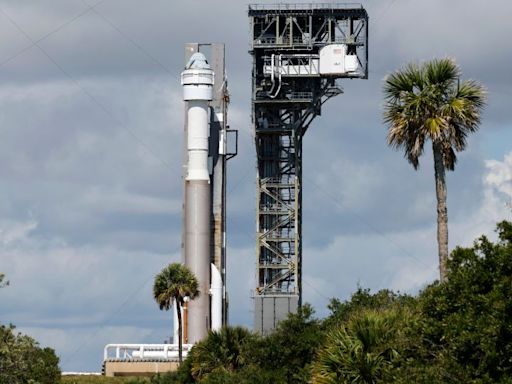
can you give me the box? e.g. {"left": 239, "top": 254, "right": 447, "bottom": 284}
{"left": 249, "top": 3, "right": 368, "bottom": 333}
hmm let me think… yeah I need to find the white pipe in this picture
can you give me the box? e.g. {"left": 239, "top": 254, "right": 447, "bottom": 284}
{"left": 210, "top": 264, "right": 223, "bottom": 331}
{"left": 270, "top": 54, "right": 275, "bottom": 84}
{"left": 132, "top": 350, "right": 179, "bottom": 359}
{"left": 269, "top": 54, "right": 282, "bottom": 99}
{"left": 104, "top": 344, "right": 194, "bottom": 361}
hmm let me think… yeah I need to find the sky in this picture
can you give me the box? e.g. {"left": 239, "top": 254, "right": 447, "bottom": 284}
{"left": 0, "top": 0, "right": 511, "bottom": 373}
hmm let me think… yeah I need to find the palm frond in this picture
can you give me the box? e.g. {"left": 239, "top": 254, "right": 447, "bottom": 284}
{"left": 424, "top": 58, "right": 459, "bottom": 88}
{"left": 383, "top": 58, "right": 486, "bottom": 171}
{"left": 153, "top": 263, "right": 200, "bottom": 311}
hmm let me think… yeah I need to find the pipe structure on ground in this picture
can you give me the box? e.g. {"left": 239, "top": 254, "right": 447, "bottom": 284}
{"left": 180, "top": 53, "right": 214, "bottom": 344}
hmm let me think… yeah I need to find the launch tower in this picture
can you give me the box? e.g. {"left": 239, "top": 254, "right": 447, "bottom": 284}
{"left": 249, "top": 3, "right": 368, "bottom": 333}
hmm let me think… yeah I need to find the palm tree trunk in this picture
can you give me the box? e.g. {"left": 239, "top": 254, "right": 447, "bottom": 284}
{"left": 433, "top": 143, "right": 449, "bottom": 282}
{"left": 177, "top": 302, "right": 183, "bottom": 364}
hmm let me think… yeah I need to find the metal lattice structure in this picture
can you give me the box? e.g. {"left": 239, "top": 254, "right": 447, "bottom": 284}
{"left": 249, "top": 3, "right": 368, "bottom": 333}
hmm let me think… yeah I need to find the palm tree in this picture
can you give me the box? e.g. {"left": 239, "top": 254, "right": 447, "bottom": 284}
{"left": 311, "top": 310, "right": 400, "bottom": 384}
{"left": 187, "top": 326, "right": 256, "bottom": 381}
{"left": 153, "top": 263, "right": 199, "bottom": 363}
{"left": 383, "top": 58, "right": 486, "bottom": 281}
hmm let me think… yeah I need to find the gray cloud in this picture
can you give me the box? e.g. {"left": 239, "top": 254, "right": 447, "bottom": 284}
{"left": 0, "top": 0, "right": 511, "bottom": 372}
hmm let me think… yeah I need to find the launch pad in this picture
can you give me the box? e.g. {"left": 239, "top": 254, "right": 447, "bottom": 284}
{"left": 102, "top": 4, "right": 369, "bottom": 374}
{"left": 249, "top": 3, "right": 368, "bottom": 333}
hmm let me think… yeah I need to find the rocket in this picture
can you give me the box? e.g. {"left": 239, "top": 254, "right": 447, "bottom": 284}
{"left": 176, "top": 51, "right": 225, "bottom": 344}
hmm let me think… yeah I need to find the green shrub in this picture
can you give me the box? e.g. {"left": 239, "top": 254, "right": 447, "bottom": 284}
{"left": 0, "top": 323, "right": 60, "bottom": 384}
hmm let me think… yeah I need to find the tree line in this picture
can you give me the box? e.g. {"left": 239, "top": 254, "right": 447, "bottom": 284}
{"left": 146, "top": 220, "right": 512, "bottom": 384}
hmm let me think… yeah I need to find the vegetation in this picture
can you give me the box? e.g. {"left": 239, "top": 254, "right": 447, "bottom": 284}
{"left": 0, "top": 324, "right": 60, "bottom": 384}
{"left": 153, "top": 263, "right": 200, "bottom": 363}
{"left": 0, "top": 273, "right": 8, "bottom": 288}
{"left": 187, "top": 326, "right": 256, "bottom": 381}
{"left": 408, "top": 220, "right": 512, "bottom": 382}
{"left": 250, "top": 304, "right": 323, "bottom": 383}
{"left": 61, "top": 376, "right": 144, "bottom": 384}
{"left": 312, "top": 309, "right": 404, "bottom": 383}
{"left": 143, "top": 221, "right": 512, "bottom": 383}
{"left": 383, "top": 58, "right": 486, "bottom": 281}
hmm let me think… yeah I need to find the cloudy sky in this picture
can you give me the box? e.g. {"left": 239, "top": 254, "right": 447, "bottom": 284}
{"left": 0, "top": 0, "right": 511, "bottom": 372}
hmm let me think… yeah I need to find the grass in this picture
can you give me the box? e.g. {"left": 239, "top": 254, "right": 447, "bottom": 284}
{"left": 61, "top": 376, "right": 149, "bottom": 384}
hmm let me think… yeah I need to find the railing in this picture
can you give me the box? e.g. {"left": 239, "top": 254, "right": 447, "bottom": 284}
{"left": 104, "top": 344, "right": 193, "bottom": 361}
{"left": 288, "top": 91, "right": 313, "bottom": 100}
{"left": 254, "top": 35, "right": 365, "bottom": 46}
{"left": 249, "top": 3, "right": 363, "bottom": 11}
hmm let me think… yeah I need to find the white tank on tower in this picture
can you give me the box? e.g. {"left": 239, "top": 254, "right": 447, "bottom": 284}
{"left": 319, "top": 44, "right": 360, "bottom": 75}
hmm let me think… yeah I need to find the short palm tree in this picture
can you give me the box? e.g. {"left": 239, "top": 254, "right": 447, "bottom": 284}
{"left": 383, "top": 58, "right": 486, "bottom": 281}
{"left": 311, "top": 311, "right": 400, "bottom": 384}
{"left": 187, "top": 326, "right": 255, "bottom": 381}
{"left": 153, "top": 263, "right": 199, "bottom": 363}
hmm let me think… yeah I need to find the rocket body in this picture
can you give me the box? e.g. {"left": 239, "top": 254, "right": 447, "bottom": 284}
{"left": 184, "top": 180, "right": 210, "bottom": 343}
{"left": 180, "top": 52, "right": 222, "bottom": 344}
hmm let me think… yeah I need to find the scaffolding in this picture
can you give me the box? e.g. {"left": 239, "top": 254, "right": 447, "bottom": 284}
{"left": 249, "top": 3, "right": 368, "bottom": 333}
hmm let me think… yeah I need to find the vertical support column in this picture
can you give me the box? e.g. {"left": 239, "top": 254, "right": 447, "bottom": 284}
{"left": 209, "top": 44, "right": 228, "bottom": 328}
{"left": 294, "top": 125, "right": 303, "bottom": 307}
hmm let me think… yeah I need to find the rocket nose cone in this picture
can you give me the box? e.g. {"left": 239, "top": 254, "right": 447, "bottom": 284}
{"left": 185, "top": 53, "right": 211, "bottom": 70}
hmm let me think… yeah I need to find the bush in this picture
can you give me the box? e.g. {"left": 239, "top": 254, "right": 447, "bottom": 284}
{"left": 0, "top": 323, "right": 60, "bottom": 384}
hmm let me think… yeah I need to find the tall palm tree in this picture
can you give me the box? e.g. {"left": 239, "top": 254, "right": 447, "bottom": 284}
{"left": 153, "top": 263, "right": 199, "bottom": 363}
{"left": 383, "top": 58, "right": 486, "bottom": 281}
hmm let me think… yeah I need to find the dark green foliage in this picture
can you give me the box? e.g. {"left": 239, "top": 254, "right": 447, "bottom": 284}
{"left": 383, "top": 58, "right": 486, "bottom": 171}
{"left": 325, "top": 287, "right": 414, "bottom": 327}
{"left": 153, "top": 264, "right": 200, "bottom": 312}
{"left": 197, "top": 366, "right": 285, "bottom": 384}
{"left": 251, "top": 304, "right": 323, "bottom": 383}
{"left": 313, "top": 221, "right": 512, "bottom": 383}
{"left": 171, "top": 306, "right": 321, "bottom": 383}
{"left": 61, "top": 377, "right": 145, "bottom": 383}
{"left": 0, "top": 323, "right": 60, "bottom": 384}
{"left": 412, "top": 221, "right": 512, "bottom": 382}
{"left": 187, "top": 326, "right": 256, "bottom": 381}
{"left": 312, "top": 309, "right": 406, "bottom": 383}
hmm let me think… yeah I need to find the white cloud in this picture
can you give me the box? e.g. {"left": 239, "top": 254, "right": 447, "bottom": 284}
{"left": 485, "top": 153, "right": 512, "bottom": 198}
{"left": 0, "top": 219, "right": 37, "bottom": 245}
